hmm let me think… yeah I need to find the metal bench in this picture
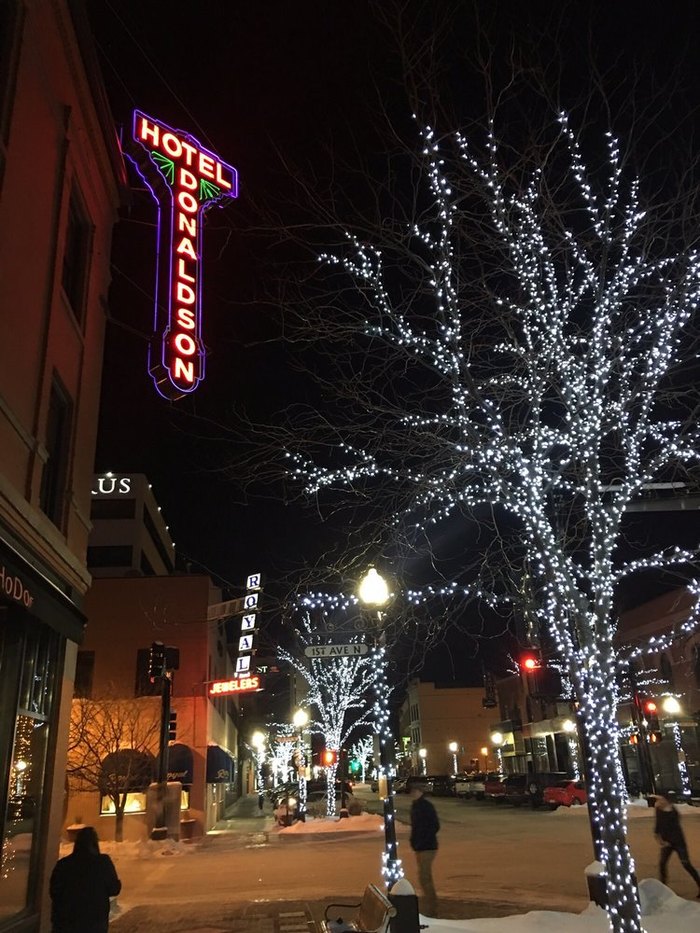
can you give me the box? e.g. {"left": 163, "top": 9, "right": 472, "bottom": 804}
{"left": 321, "top": 883, "right": 397, "bottom": 933}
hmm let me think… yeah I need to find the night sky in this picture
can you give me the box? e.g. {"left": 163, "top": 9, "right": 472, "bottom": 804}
{"left": 88, "top": 2, "right": 700, "bottom": 681}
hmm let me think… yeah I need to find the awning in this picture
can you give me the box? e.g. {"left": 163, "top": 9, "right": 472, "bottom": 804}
{"left": 206, "top": 745, "right": 234, "bottom": 783}
{"left": 168, "top": 743, "right": 194, "bottom": 784}
{"left": 99, "top": 749, "right": 156, "bottom": 794}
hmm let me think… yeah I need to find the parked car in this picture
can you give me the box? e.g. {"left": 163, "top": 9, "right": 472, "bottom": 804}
{"left": 306, "top": 789, "right": 361, "bottom": 818}
{"left": 469, "top": 771, "right": 502, "bottom": 800}
{"left": 484, "top": 774, "right": 508, "bottom": 800}
{"left": 455, "top": 773, "right": 478, "bottom": 798}
{"left": 505, "top": 772, "right": 569, "bottom": 808}
{"left": 543, "top": 779, "right": 587, "bottom": 810}
{"left": 428, "top": 774, "right": 457, "bottom": 797}
{"left": 405, "top": 775, "right": 434, "bottom": 794}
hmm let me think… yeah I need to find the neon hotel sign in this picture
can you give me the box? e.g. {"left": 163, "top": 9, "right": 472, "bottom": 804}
{"left": 127, "top": 111, "right": 238, "bottom": 400}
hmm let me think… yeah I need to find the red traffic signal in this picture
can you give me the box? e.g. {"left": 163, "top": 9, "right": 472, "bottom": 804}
{"left": 322, "top": 749, "right": 338, "bottom": 767}
{"left": 520, "top": 654, "right": 539, "bottom": 672}
{"left": 644, "top": 700, "right": 657, "bottom": 714}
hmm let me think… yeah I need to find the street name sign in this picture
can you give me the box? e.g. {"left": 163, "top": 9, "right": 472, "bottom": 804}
{"left": 304, "top": 644, "right": 369, "bottom": 659}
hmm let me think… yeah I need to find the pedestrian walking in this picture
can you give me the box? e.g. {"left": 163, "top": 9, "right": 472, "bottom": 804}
{"left": 409, "top": 783, "right": 440, "bottom": 917}
{"left": 654, "top": 789, "right": 700, "bottom": 896}
{"left": 50, "top": 826, "right": 121, "bottom": 933}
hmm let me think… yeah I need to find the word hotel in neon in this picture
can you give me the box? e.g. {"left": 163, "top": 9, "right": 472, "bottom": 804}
{"left": 128, "top": 111, "right": 238, "bottom": 400}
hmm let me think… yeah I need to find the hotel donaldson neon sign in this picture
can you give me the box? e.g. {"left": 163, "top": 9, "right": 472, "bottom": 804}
{"left": 127, "top": 111, "right": 238, "bottom": 400}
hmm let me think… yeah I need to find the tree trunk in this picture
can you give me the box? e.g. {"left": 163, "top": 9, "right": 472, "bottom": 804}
{"left": 114, "top": 796, "right": 125, "bottom": 842}
{"left": 326, "top": 763, "right": 338, "bottom": 817}
{"left": 579, "top": 695, "right": 642, "bottom": 932}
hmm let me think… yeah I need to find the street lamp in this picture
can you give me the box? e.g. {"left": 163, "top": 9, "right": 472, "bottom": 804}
{"left": 292, "top": 709, "right": 308, "bottom": 818}
{"left": 448, "top": 741, "right": 459, "bottom": 775}
{"left": 358, "top": 567, "right": 403, "bottom": 888}
{"left": 662, "top": 696, "right": 681, "bottom": 716}
{"left": 418, "top": 747, "right": 427, "bottom": 775}
{"left": 480, "top": 746, "right": 489, "bottom": 771}
{"left": 251, "top": 731, "right": 266, "bottom": 804}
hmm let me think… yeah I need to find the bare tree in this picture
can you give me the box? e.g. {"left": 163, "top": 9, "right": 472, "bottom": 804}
{"left": 67, "top": 697, "right": 161, "bottom": 842}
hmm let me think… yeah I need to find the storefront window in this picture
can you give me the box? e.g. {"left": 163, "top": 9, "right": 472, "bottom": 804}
{"left": 0, "top": 619, "right": 58, "bottom": 922}
{"left": 99, "top": 788, "right": 189, "bottom": 815}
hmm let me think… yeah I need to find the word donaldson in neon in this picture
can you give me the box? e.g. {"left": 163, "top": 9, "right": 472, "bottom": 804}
{"left": 209, "top": 675, "right": 261, "bottom": 696}
{"left": 129, "top": 111, "right": 238, "bottom": 400}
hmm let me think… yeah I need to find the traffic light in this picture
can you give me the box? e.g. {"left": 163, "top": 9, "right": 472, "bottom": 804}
{"left": 322, "top": 749, "right": 338, "bottom": 768}
{"left": 168, "top": 711, "right": 177, "bottom": 742}
{"left": 644, "top": 699, "right": 660, "bottom": 734}
{"left": 148, "top": 642, "right": 166, "bottom": 683}
{"left": 519, "top": 653, "right": 540, "bottom": 672}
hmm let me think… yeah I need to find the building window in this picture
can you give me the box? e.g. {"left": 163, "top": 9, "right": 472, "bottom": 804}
{"left": 61, "top": 188, "right": 92, "bottom": 323}
{"left": 134, "top": 649, "right": 160, "bottom": 697}
{"left": 74, "top": 651, "right": 95, "bottom": 699}
{"left": 86, "top": 545, "right": 133, "bottom": 569}
{"left": 39, "top": 378, "right": 73, "bottom": 528}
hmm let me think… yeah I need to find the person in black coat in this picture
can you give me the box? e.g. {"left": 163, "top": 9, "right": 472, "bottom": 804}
{"left": 654, "top": 789, "right": 700, "bottom": 896}
{"left": 409, "top": 784, "right": 440, "bottom": 916}
{"left": 50, "top": 826, "right": 121, "bottom": 933}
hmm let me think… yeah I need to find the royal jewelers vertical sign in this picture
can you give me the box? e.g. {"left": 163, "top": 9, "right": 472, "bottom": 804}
{"left": 127, "top": 111, "right": 238, "bottom": 400}
{"left": 235, "top": 573, "right": 261, "bottom": 677}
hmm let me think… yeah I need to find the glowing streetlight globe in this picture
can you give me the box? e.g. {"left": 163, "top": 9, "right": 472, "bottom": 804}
{"left": 490, "top": 732, "right": 504, "bottom": 746}
{"left": 448, "top": 741, "right": 458, "bottom": 753}
{"left": 358, "top": 568, "right": 390, "bottom": 607}
{"left": 662, "top": 696, "right": 681, "bottom": 716}
{"left": 418, "top": 747, "right": 427, "bottom": 759}
{"left": 292, "top": 709, "right": 308, "bottom": 729}
{"left": 251, "top": 731, "right": 265, "bottom": 750}
{"left": 562, "top": 719, "right": 577, "bottom": 733}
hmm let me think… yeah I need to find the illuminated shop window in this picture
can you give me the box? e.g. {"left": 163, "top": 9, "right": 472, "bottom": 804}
{"left": 99, "top": 789, "right": 189, "bottom": 815}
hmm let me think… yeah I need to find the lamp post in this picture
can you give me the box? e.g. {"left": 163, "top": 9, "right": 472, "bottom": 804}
{"left": 418, "top": 747, "right": 427, "bottom": 775}
{"left": 490, "top": 732, "right": 504, "bottom": 773}
{"left": 251, "top": 731, "right": 266, "bottom": 810}
{"left": 480, "top": 746, "right": 489, "bottom": 772}
{"left": 293, "top": 709, "right": 308, "bottom": 819}
{"left": 358, "top": 567, "right": 403, "bottom": 888}
{"left": 448, "top": 741, "right": 459, "bottom": 775}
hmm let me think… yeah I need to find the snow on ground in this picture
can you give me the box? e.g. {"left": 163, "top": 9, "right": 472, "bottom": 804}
{"left": 60, "top": 838, "right": 198, "bottom": 859}
{"left": 275, "top": 812, "right": 385, "bottom": 834}
{"left": 550, "top": 800, "right": 700, "bottom": 819}
{"left": 417, "top": 880, "right": 700, "bottom": 932}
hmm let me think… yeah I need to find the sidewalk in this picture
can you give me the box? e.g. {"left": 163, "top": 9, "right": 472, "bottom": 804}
{"left": 208, "top": 792, "right": 276, "bottom": 839}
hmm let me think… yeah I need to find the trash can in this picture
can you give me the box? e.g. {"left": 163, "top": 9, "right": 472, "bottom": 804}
{"left": 389, "top": 878, "right": 420, "bottom": 933}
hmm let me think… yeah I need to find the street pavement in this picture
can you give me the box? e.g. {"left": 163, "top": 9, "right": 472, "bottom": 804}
{"left": 108, "top": 787, "right": 700, "bottom": 932}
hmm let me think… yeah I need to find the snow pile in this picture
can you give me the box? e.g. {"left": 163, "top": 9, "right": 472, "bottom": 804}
{"left": 417, "top": 880, "right": 700, "bottom": 932}
{"left": 276, "top": 813, "right": 384, "bottom": 834}
{"left": 59, "top": 838, "right": 198, "bottom": 859}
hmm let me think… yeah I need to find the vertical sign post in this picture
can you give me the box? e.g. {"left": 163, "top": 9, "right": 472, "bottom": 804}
{"left": 127, "top": 111, "right": 238, "bottom": 400}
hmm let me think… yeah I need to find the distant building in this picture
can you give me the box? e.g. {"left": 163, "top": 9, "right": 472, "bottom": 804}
{"left": 0, "top": 2, "right": 123, "bottom": 929}
{"left": 89, "top": 472, "right": 176, "bottom": 577}
{"left": 618, "top": 587, "right": 700, "bottom": 796}
{"left": 399, "top": 680, "right": 495, "bottom": 775}
{"left": 65, "top": 475, "right": 240, "bottom": 840}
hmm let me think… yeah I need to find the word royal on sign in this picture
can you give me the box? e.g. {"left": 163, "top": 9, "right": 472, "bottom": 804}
{"left": 304, "top": 644, "right": 369, "bottom": 659}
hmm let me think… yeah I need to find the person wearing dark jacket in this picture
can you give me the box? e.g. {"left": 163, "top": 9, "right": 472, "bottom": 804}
{"left": 50, "top": 826, "right": 121, "bottom": 933}
{"left": 654, "top": 790, "right": 700, "bottom": 896}
{"left": 410, "top": 784, "right": 440, "bottom": 916}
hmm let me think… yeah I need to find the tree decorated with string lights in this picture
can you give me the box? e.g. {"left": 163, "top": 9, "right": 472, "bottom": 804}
{"left": 282, "top": 114, "right": 700, "bottom": 930}
{"left": 351, "top": 734, "right": 375, "bottom": 784}
{"left": 278, "top": 610, "right": 379, "bottom": 817}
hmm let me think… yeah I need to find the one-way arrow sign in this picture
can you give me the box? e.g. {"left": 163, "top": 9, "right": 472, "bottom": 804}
{"left": 304, "top": 643, "right": 369, "bottom": 659}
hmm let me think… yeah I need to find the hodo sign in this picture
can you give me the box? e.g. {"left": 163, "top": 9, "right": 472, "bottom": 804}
{"left": 128, "top": 111, "right": 238, "bottom": 400}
